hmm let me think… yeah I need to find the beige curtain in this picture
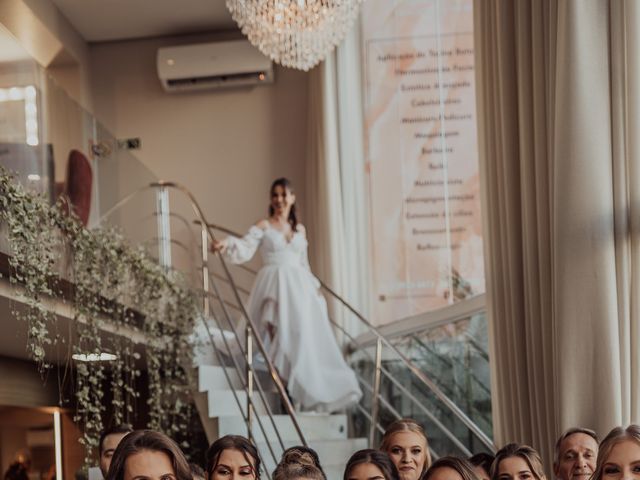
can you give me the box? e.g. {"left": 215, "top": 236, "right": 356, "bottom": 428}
{"left": 475, "top": 0, "right": 640, "bottom": 465}
{"left": 306, "top": 23, "right": 371, "bottom": 327}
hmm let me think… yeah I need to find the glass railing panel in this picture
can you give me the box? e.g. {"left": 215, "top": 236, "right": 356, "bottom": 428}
{"left": 0, "top": 24, "right": 159, "bottom": 227}
{"left": 0, "top": 32, "right": 54, "bottom": 255}
{"left": 347, "top": 303, "right": 492, "bottom": 455}
{"left": 93, "top": 120, "right": 158, "bottom": 218}
{"left": 0, "top": 22, "right": 161, "bottom": 259}
{"left": 390, "top": 312, "right": 491, "bottom": 435}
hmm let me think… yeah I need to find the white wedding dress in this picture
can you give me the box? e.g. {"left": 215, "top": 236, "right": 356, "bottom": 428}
{"left": 223, "top": 224, "right": 362, "bottom": 412}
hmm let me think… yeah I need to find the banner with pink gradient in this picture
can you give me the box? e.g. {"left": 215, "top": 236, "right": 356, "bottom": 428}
{"left": 362, "top": 0, "right": 484, "bottom": 324}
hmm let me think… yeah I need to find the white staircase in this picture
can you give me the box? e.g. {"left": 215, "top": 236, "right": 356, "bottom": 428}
{"left": 195, "top": 364, "right": 367, "bottom": 480}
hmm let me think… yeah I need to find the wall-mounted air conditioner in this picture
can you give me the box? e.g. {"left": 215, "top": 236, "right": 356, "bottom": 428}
{"left": 157, "top": 39, "right": 274, "bottom": 93}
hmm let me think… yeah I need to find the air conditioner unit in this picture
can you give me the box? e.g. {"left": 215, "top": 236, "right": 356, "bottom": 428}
{"left": 157, "top": 39, "right": 274, "bottom": 93}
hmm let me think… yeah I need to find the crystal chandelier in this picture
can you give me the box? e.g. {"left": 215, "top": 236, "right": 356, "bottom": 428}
{"left": 226, "top": 0, "right": 364, "bottom": 71}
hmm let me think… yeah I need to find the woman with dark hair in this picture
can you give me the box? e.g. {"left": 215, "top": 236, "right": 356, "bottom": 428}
{"left": 205, "top": 435, "right": 260, "bottom": 480}
{"left": 468, "top": 453, "right": 494, "bottom": 480}
{"left": 491, "top": 443, "right": 546, "bottom": 480}
{"left": 105, "top": 430, "right": 192, "bottom": 480}
{"left": 344, "top": 450, "right": 400, "bottom": 480}
{"left": 380, "top": 419, "right": 431, "bottom": 480}
{"left": 212, "top": 178, "right": 361, "bottom": 412}
{"left": 424, "top": 457, "right": 479, "bottom": 480}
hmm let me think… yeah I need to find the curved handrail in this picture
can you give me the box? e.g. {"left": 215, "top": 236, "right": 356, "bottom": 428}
{"left": 98, "top": 182, "right": 494, "bottom": 452}
{"left": 206, "top": 222, "right": 496, "bottom": 452}
{"left": 152, "top": 181, "right": 308, "bottom": 446}
{"left": 97, "top": 182, "right": 308, "bottom": 448}
{"left": 206, "top": 269, "right": 494, "bottom": 441}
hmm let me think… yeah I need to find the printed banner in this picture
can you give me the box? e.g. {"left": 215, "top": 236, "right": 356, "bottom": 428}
{"left": 363, "top": 0, "right": 484, "bottom": 323}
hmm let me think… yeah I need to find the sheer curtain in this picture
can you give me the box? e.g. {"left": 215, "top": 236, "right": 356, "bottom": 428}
{"left": 475, "top": 0, "right": 640, "bottom": 464}
{"left": 305, "top": 23, "right": 371, "bottom": 326}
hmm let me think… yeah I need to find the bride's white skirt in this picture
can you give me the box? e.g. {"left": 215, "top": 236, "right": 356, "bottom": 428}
{"left": 245, "top": 264, "right": 362, "bottom": 412}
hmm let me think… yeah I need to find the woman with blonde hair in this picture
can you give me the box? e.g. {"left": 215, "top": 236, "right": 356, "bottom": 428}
{"left": 491, "top": 443, "right": 546, "bottom": 480}
{"left": 380, "top": 419, "right": 431, "bottom": 480}
{"left": 591, "top": 425, "right": 640, "bottom": 480}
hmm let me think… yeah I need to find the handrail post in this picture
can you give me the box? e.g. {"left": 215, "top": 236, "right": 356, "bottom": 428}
{"left": 200, "top": 223, "right": 210, "bottom": 317}
{"left": 246, "top": 324, "right": 254, "bottom": 441}
{"left": 155, "top": 185, "right": 172, "bottom": 270}
{"left": 369, "top": 338, "right": 383, "bottom": 447}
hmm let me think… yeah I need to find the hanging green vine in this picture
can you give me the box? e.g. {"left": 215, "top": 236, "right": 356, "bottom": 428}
{"left": 0, "top": 169, "right": 198, "bottom": 465}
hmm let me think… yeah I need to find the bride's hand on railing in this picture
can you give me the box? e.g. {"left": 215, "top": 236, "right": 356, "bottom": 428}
{"left": 210, "top": 238, "right": 228, "bottom": 253}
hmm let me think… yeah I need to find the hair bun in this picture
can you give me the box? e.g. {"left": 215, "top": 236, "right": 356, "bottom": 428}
{"left": 281, "top": 449, "right": 315, "bottom": 467}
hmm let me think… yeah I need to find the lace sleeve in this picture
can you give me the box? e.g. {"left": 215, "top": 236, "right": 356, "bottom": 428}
{"left": 223, "top": 226, "right": 264, "bottom": 264}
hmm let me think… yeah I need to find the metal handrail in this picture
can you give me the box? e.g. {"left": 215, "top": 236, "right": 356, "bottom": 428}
{"left": 205, "top": 268, "right": 288, "bottom": 453}
{"left": 205, "top": 265, "right": 282, "bottom": 462}
{"left": 410, "top": 335, "right": 491, "bottom": 397}
{"left": 355, "top": 294, "right": 487, "bottom": 346}
{"left": 206, "top": 223, "right": 495, "bottom": 452}
{"left": 154, "top": 181, "right": 308, "bottom": 446}
{"left": 357, "top": 375, "right": 441, "bottom": 460}
{"left": 98, "top": 182, "right": 308, "bottom": 448}
{"left": 99, "top": 183, "right": 494, "bottom": 452}
{"left": 203, "top": 269, "right": 495, "bottom": 446}
{"left": 206, "top": 270, "right": 495, "bottom": 445}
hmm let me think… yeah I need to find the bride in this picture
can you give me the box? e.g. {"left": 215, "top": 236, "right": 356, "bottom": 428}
{"left": 212, "top": 178, "right": 362, "bottom": 412}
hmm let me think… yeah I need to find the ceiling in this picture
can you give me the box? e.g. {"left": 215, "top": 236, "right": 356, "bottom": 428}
{"left": 49, "top": 0, "right": 237, "bottom": 43}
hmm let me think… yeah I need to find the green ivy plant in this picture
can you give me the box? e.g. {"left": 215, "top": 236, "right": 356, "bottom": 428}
{"left": 0, "top": 169, "right": 198, "bottom": 465}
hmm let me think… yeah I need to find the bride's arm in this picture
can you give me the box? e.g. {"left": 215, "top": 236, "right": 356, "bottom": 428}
{"left": 212, "top": 221, "right": 267, "bottom": 264}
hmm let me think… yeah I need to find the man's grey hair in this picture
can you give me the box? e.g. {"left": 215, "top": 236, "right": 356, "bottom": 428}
{"left": 554, "top": 427, "right": 599, "bottom": 465}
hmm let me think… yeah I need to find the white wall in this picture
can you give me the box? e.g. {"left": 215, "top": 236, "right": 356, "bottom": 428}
{"left": 90, "top": 32, "right": 309, "bottom": 239}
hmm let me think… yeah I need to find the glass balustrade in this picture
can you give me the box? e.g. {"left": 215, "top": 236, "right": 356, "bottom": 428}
{"left": 349, "top": 307, "right": 492, "bottom": 456}
{"left": 0, "top": 24, "right": 159, "bottom": 266}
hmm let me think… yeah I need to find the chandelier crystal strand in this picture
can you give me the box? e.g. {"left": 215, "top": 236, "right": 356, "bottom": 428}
{"left": 227, "top": 0, "right": 364, "bottom": 71}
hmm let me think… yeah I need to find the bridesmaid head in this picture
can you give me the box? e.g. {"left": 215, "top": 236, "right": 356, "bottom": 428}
{"left": 274, "top": 447, "right": 325, "bottom": 480}
{"left": 344, "top": 450, "right": 400, "bottom": 480}
{"left": 380, "top": 419, "right": 431, "bottom": 480}
{"left": 492, "top": 443, "right": 546, "bottom": 480}
{"left": 106, "top": 430, "right": 192, "bottom": 480}
{"left": 269, "top": 178, "right": 298, "bottom": 231}
{"left": 592, "top": 425, "right": 640, "bottom": 480}
{"left": 206, "top": 435, "right": 260, "bottom": 480}
{"left": 424, "top": 457, "right": 480, "bottom": 480}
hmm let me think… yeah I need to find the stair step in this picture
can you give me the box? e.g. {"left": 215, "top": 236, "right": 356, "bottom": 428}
{"left": 214, "top": 413, "right": 348, "bottom": 442}
{"left": 191, "top": 322, "right": 239, "bottom": 366}
{"left": 207, "top": 389, "right": 280, "bottom": 417}
{"left": 199, "top": 365, "right": 280, "bottom": 394}
{"left": 199, "top": 365, "right": 244, "bottom": 391}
